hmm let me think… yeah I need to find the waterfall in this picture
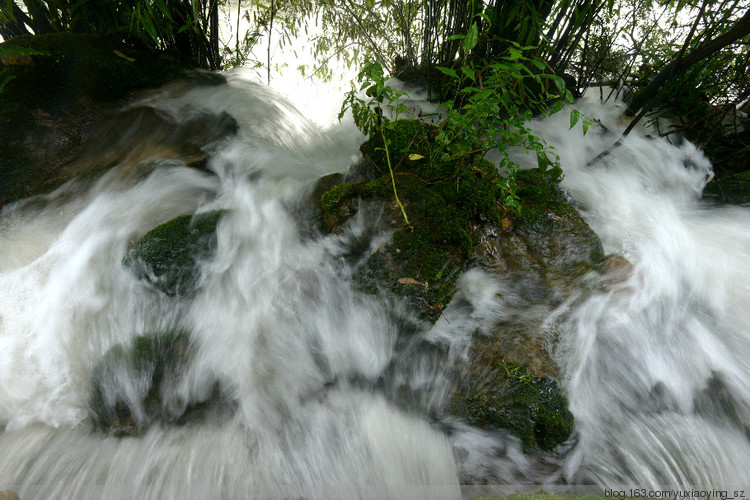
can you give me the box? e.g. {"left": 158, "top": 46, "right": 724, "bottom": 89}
{"left": 1, "top": 72, "right": 749, "bottom": 499}
{"left": 533, "top": 96, "right": 750, "bottom": 488}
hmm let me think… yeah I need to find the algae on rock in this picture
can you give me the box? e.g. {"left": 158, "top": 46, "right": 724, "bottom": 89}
{"left": 123, "top": 210, "right": 226, "bottom": 297}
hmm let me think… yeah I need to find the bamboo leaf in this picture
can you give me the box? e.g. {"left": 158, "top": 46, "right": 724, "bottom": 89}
{"left": 153, "top": 0, "right": 173, "bottom": 21}
{"left": 463, "top": 23, "right": 478, "bottom": 53}
{"left": 436, "top": 66, "right": 458, "bottom": 79}
{"left": 113, "top": 50, "right": 136, "bottom": 62}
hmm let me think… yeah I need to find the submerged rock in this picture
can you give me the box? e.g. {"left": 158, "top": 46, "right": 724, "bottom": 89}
{"left": 123, "top": 210, "right": 226, "bottom": 297}
{"left": 319, "top": 119, "right": 606, "bottom": 451}
{"left": 89, "top": 330, "right": 232, "bottom": 436}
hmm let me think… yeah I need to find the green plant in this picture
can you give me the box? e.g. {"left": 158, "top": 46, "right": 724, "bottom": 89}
{"left": 499, "top": 361, "right": 533, "bottom": 384}
{"left": 435, "top": 26, "right": 577, "bottom": 212}
{"left": 339, "top": 58, "right": 411, "bottom": 225}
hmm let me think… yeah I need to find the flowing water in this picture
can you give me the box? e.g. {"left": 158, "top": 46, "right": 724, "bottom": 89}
{"left": 1, "top": 72, "right": 749, "bottom": 499}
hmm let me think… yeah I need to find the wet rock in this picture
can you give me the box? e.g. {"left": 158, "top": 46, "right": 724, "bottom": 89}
{"left": 601, "top": 254, "right": 634, "bottom": 287}
{"left": 89, "top": 330, "right": 232, "bottom": 436}
{"left": 0, "top": 33, "right": 237, "bottom": 208}
{"left": 703, "top": 170, "right": 750, "bottom": 205}
{"left": 319, "top": 119, "right": 605, "bottom": 451}
{"left": 448, "top": 360, "right": 573, "bottom": 452}
{"left": 123, "top": 210, "right": 226, "bottom": 297}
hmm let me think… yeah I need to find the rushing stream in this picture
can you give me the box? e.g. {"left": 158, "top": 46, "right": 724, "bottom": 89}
{"left": 1, "top": 72, "right": 749, "bottom": 499}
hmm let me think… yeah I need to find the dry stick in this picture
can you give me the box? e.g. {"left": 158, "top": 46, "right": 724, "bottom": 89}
{"left": 266, "top": 0, "right": 274, "bottom": 85}
{"left": 235, "top": 0, "right": 241, "bottom": 57}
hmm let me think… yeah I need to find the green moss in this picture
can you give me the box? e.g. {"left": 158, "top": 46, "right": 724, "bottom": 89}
{"left": 123, "top": 210, "right": 226, "bottom": 297}
{"left": 321, "top": 183, "right": 356, "bottom": 213}
{"left": 453, "top": 364, "right": 573, "bottom": 451}
{"left": 360, "top": 119, "right": 436, "bottom": 177}
{"left": 322, "top": 119, "right": 514, "bottom": 321}
{"left": 514, "top": 168, "right": 564, "bottom": 226}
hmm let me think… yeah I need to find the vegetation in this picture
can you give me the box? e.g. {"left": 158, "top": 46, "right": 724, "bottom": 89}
{"left": 3, "top": 1, "right": 748, "bottom": 138}
{"left": 1, "top": 0, "right": 221, "bottom": 69}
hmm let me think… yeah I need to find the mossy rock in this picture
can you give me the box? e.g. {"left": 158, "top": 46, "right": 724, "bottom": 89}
{"left": 89, "top": 329, "right": 232, "bottom": 436}
{"left": 703, "top": 170, "right": 750, "bottom": 204}
{"left": 123, "top": 210, "right": 226, "bottom": 297}
{"left": 449, "top": 358, "right": 573, "bottom": 452}
{"left": 319, "top": 121, "right": 604, "bottom": 450}
{"left": 89, "top": 330, "right": 190, "bottom": 435}
{"left": 321, "top": 119, "right": 505, "bottom": 321}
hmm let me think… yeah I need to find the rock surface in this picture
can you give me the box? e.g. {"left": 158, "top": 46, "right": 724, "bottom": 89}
{"left": 318, "top": 119, "right": 606, "bottom": 451}
{"left": 123, "top": 210, "right": 226, "bottom": 297}
{"left": 0, "top": 33, "right": 236, "bottom": 208}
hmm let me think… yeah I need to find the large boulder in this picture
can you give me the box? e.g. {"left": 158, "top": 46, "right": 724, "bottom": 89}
{"left": 0, "top": 33, "right": 235, "bottom": 208}
{"left": 319, "top": 119, "right": 607, "bottom": 451}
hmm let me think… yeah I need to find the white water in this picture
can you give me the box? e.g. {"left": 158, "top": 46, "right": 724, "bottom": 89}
{"left": 1, "top": 75, "right": 749, "bottom": 499}
{"left": 531, "top": 96, "right": 750, "bottom": 488}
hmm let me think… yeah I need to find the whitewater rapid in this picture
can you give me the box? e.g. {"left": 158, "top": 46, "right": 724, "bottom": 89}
{"left": 0, "top": 73, "right": 749, "bottom": 498}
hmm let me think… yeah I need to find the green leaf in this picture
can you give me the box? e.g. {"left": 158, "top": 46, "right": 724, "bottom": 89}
{"left": 460, "top": 66, "right": 476, "bottom": 81}
{"left": 0, "top": 74, "right": 16, "bottom": 93}
{"left": 549, "top": 99, "right": 565, "bottom": 115}
{"left": 508, "top": 47, "right": 523, "bottom": 60}
{"left": 553, "top": 76, "right": 566, "bottom": 95}
{"left": 569, "top": 109, "right": 582, "bottom": 129}
{"left": 582, "top": 119, "right": 592, "bottom": 136}
{"left": 463, "top": 23, "right": 478, "bottom": 53}
{"left": 446, "top": 34, "right": 465, "bottom": 41}
{"left": 531, "top": 59, "right": 546, "bottom": 71}
{"left": 436, "top": 66, "right": 458, "bottom": 79}
{"left": 140, "top": 10, "right": 159, "bottom": 43}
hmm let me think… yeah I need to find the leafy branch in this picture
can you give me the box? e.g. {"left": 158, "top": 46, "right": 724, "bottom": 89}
{"left": 339, "top": 58, "right": 411, "bottom": 226}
